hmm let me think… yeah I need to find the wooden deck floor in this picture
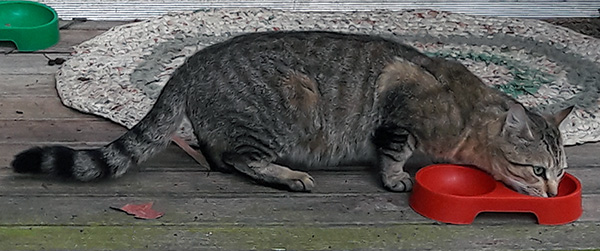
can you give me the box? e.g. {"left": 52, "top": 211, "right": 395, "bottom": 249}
{"left": 1, "top": 21, "right": 600, "bottom": 250}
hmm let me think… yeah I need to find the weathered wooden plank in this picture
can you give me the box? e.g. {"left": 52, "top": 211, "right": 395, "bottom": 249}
{"left": 2, "top": 167, "right": 598, "bottom": 196}
{"left": 0, "top": 100, "right": 596, "bottom": 168}
{"left": 43, "top": 29, "right": 106, "bottom": 53}
{"left": 0, "top": 143, "right": 199, "bottom": 168}
{"left": 0, "top": 30, "right": 105, "bottom": 54}
{"left": 0, "top": 54, "right": 69, "bottom": 75}
{"left": 565, "top": 142, "right": 600, "bottom": 167}
{"left": 1, "top": 125, "right": 597, "bottom": 167}
{"left": 0, "top": 97, "right": 105, "bottom": 120}
{"left": 0, "top": 193, "right": 598, "bottom": 226}
{"left": 59, "top": 20, "right": 133, "bottom": 30}
{"left": 0, "top": 131, "right": 594, "bottom": 169}
{"left": 0, "top": 22, "right": 127, "bottom": 53}
{"left": 0, "top": 120, "right": 126, "bottom": 144}
{"left": 0, "top": 194, "right": 424, "bottom": 225}
{"left": 1, "top": 222, "right": 598, "bottom": 251}
{"left": 0, "top": 75, "right": 57, "bottom": 97}
{"left": 1, "top": 171, "right": 383, "bottom": 196}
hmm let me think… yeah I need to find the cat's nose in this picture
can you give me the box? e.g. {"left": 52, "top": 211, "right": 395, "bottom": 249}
{"left": 546, "top": 180, "right": 559, "bottom": 197}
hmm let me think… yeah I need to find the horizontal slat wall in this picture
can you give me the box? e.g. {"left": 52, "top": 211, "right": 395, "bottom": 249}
{"left": 37, "top": 0, "right": 600, "bottom": 20}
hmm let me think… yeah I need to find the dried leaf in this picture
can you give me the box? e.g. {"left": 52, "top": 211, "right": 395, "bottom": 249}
{"left": 111, "top": 202, "right": 164, "bottom": 219}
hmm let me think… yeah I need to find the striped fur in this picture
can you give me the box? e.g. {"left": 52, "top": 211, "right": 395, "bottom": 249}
{"left": 12, "top": 77, "right": 185, "bottom": 181}
{"left": 11, "top": 31, "right": 571, "bottom": 196}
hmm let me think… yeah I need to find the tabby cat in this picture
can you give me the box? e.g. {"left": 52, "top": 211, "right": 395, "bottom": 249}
{"left": 12, "top": 31, "right": 573, "bottom": 197}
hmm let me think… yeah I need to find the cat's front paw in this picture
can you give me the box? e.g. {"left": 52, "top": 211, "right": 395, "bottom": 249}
{"left": 382, "top": 171, "right": 413, "bottom": 192}
{"left": 285, "top": 171, "right": 315, "bottom": 192}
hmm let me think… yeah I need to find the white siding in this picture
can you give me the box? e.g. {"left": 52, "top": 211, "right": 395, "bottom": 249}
{"left": 38, "top": 0, "right": 600, "bottom": 20}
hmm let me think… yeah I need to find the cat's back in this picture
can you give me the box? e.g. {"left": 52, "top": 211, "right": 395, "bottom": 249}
{"left": 185, "top": 31, "right": 423, "bottom": 104}
{"left": 182, "top": 31, "right": 424, "bottom": 167}
{"left": 203, "top": 30, "right": 409, "bottom": 54}
{"left": 189, "top": 31, "right": 421, "bottom": 69}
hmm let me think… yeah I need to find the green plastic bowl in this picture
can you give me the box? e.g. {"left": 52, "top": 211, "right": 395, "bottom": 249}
{"left": 0, "top": 1, "right": 59, "bottom": 51}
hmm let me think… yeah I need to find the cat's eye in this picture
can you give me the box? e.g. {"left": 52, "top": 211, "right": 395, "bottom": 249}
{"left": 532, "top": 166, "right": 546, "bottom": 177}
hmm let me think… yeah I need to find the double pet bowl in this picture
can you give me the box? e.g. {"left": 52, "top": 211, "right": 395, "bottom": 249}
{"left": 410, "top": 164, "right": 582, "bottom": 225}
{"left": 0, "top": 1, "right": 59, "bottom": 51}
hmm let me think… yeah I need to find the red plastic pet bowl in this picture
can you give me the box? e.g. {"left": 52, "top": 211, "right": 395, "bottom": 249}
{"left": 409, "top": 164, "right": 582, "bottom": 225}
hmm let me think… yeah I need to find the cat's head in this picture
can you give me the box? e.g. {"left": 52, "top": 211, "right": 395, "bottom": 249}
{"left": 491, "top": 104, "right": 573, "bottom": 197}
{"left": 413, "top": 55, "right": 574, "bottom": 197}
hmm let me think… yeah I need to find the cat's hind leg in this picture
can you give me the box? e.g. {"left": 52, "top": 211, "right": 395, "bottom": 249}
{"left": 374, "top": 127, "right": 416, "bottom": 192}
{"left": 223, "top": 153, "right": 315, "bottom": 192}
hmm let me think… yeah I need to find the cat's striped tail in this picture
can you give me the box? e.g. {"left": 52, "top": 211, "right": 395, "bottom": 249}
{"left": 11, "top": 81, "right": 186, "bottom": 181}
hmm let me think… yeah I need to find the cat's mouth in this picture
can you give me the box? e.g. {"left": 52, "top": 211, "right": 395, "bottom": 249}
{"left": 520, "top": 186, "right": 548, "bottom": 198}
{"left": 504, "top": 178, "right": 548, "bottom": 197}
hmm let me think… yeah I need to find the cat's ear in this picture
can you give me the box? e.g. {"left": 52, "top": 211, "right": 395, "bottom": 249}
{"left": 549, "top": 106, "right": 574, "bottom": 126}
{"left": 503, "top": 104, "right": 534, "bottom": 140}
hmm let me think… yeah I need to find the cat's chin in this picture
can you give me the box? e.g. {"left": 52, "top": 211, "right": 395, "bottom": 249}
{"left": 503, "top": 177, "right": 547, "bottom": 197}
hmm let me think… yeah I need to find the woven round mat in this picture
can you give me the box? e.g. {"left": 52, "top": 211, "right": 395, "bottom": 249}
{"left": 56, "top": 9, "right": 600, "bottom": 145}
